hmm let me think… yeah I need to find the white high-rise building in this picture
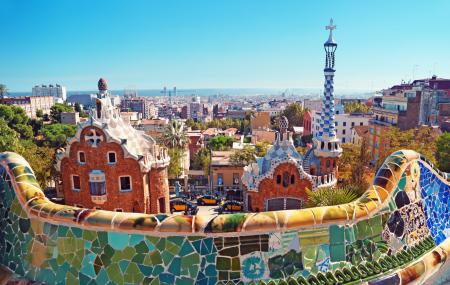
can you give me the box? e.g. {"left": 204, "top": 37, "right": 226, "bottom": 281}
{"left": 32, "top": 84, "right": 67, "bottom": 102}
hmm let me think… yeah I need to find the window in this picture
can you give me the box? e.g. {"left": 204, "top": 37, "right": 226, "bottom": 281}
{"left": 335, "top": 122, "right": 338, "bottom": 126}
{"left": 108, "top": 152, "right": 117, "bottom": 164}
{"left": 360, "top": 122, "right": 363, "bottom": 126}
{"left": 326, "top": 160, "right": 331, "bottom": 167}
{"left": 276, "top": 175, "right": 281, "bottom": 184}
{"left": 217, "top": 174, "right": 223, "bottom": 186}
{"left": 94, "top": 207, "right": 102, "bottom": 210}
{"left": 78, "top": 152, "right": 86, "bottom": 164}
{"left": 115, "top": 208, "right": 123, "bottom": 212}
{"left": 342, "top": 137, "right": 346, "bottom": 143}
{"left": 119, "top": 176, "right": 132, "bottom": 192}
{"left": 233, "top": 173, "right": 240, "bottom": 185}
{"left": 351, "top": 122, "right": 355, "bottom": 127}
{"left": 74, "top": 204, "right": 84, "bottom": 208}
{"left": 342, "top": 129, "right": 346, "bottom": 135}
{"left": 282, "top": 172, "right": 290, "bottom": 188}
{"left": 343, "top": 122, "right": 347, "bottom": 127}
{"left": 290, "top": 175, "right": 295, "bottom": 184}
{"left": 72, "top": 175, "right": 80, "bottom": 191}
{"left": 89, "top": 170, "right": 106, "bottom": 196}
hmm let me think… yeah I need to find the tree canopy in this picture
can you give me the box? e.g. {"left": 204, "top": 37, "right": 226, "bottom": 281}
{"left": 208, "top": 135, "right": 234, "bottom": 151}
{"left": 50, "top": 103, "right": 74, "bottom": 123}
{"left": 280, "top": 103, "right": 307, "bottom": 129}
{"left": 377, "top": 126, "right": 439, "bottom": 167}
{"left": 191, "top": 148, "right": 210, "bottom": 176}
{"left": 0, "top": 104, "right": 33, "bottom": 139}
{"left": 344, "top": 102, "right": 371, "bottom": 113}
{"left": 163, "top": 120, "right": 189, "bottom": 149}
{"left": 436, "top": 132, "right": 450, "bottom": 172}
{"left": 39, "top": 123, "right": 77, "bottom": 148}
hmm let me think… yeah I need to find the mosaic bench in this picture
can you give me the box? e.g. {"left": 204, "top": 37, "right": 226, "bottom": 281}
{"left": 1, "top": 150, "right": 450, "bottom": 285}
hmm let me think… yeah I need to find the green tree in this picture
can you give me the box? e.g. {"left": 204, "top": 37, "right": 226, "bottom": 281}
{"left": 74, "top": 102, "right": 88, "bottom": 118}
{"left": 280, "top": 103, "right": 306, "bottom": 129}
{"left": 36, "top": 109, "right": 44, "bottom": 118}
{"left": 163, "top": 120, "right": 189, "bottom": 149}
{"left": 208, "top": 135, "right": 234, "bottom": 151}
{"left": 168, "top": 147, "right": 183, "bottom": 179}
{"left": 39, "top": 123, "right": 77, "bottom": 148}
{"left": 255, "top": 141, "right": 270, "bottom": 157}
{"left": 0, "top": 104, "right": 33, "bottom": 139}
{"left": 305, "top": 186, "right": 358, "bottom": 208}
{"left": 18, "top": 140, "right": 56, "bottom": 188}
{"left": 436, "top": 132, "right": 450, "bottom": 172}
{"left": 344, "top": 102, "right": 371, "bottom": 113}
{"left": 230, "top": 146, "right": 256, "bottom": 166}
{"left": 191, "top": 148, "right": 210, "bottom": 175}
{"left": 50, "top": 103, "right": 74, "bottom": 123}
{"left": 377, "top": 127, "right": 439, "bottom": 167}
{"left": 0, "top": 119, "right": 21, "bottom": 152}
{"left": 0, "top": 84, "right": 8, "bottom": 98}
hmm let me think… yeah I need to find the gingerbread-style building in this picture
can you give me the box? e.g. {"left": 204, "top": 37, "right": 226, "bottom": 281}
{"left": 242, "top": 21, "right": 343, "bottom": 211}
{"left": 56, "top": 78, "right": 170, "bottom": 214}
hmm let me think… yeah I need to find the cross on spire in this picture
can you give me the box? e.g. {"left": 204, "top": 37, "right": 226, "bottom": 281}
{"left": 326, "top": 18, "right": 336, "bottom": 39}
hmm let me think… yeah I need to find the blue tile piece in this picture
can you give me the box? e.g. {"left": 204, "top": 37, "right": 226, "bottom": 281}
{"left": 160, "top": 273, "right": 175, "bottom": 284}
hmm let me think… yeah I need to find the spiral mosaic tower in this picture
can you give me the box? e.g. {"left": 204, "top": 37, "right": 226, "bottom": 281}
{"left": 313, "top": 19, "right": 343, "bottom": 174}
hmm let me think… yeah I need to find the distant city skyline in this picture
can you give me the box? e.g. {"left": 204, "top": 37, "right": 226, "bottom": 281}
{"left": 1, "top": 0, "right": 450, "bottom": 92}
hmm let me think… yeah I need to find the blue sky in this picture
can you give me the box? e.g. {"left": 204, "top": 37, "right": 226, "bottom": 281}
{"left": 1, "top": 0, "right": 450, "bottom": 92}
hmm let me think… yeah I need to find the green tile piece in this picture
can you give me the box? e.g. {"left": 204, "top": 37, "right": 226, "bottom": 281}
{"left": 329, "top": 225, "right": 345, "bottom": 244}
{"left": 162, "top": 250, "right": 174, "bottom": 266}
{"left": 156, "top": 238, "right": 166, "bottom": 251}
{"left": 330, "top": 244, "right": 346, "bottom": 262}
{"left": 344, "top": 226, "right": 356, "bottom": 244}
{"left": 124, "top": 262, "right": 144, "bottom": 284}
{"left": 106, "top": 263, "right": 124, "bottom": 285}
{"left": 135, "top": 241, "right": 149, "bottom": 254}
{"left": 167, "top": 236, "right": 184, "bottom": 246}
{"left": 122, "top": 246, "right": 136, "bottom": 260}
{"left": 231, "top": 257, "right": 240, "bottom": 271}
{"left": 216, "top": 257, "right": 231, "bottom": 270}
{"left": 150, "top": 251, "right": 163, "bottom": 265}
{"left": 83, "top": 230, "right": 97, "bottom": 241}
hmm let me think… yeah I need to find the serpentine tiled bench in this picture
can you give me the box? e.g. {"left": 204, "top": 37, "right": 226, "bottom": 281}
{"left": 1, "top": 150, "right": 450, "bottom": 284}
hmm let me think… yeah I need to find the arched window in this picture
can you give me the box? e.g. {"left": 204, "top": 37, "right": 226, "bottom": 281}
{"left": 276, "top": 175, "right": 281, "bottom": 184}
{"left": 321, "top": 142, "right": 325, "bottom": 149}
{"left": 290, "top": 175, "right": 295, "bottom": 184}
{"left": 328, "top": 142, "right": 331, "bottom": 150}
{"left": 283, "top": 172, "right": 290, "bottom": 188}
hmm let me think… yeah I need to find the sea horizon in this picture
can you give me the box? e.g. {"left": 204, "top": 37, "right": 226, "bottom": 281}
{"left": 7, "top": 87, "right": 375, "bottom": 99}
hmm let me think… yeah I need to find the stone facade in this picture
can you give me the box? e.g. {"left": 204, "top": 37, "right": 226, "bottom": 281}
{"left": 246, "top": 163, "right": 312, "bottom": 212}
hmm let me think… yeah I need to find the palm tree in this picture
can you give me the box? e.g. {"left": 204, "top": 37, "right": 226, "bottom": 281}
{"left": 0, "top": 84, "right": 8, "bottom": 99}
{"left": 163, "top": 120, "right": 189, "bottom": 149}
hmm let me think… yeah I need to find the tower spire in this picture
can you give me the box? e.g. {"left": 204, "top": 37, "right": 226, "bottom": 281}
{"left": 313, "top": 19, "right": 342, "bottom": 164}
